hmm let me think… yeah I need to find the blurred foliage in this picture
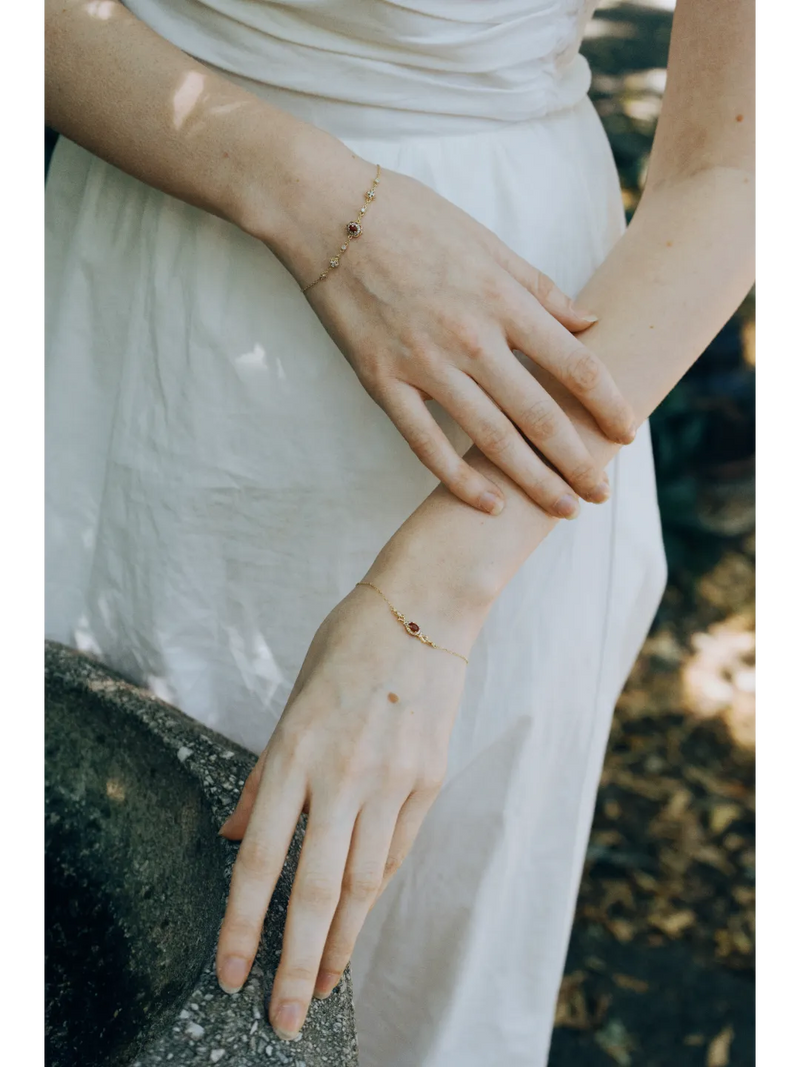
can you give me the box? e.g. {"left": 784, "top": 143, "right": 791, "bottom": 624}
{"left": 550, "top": 8, "right": 754, "bottom": 1065}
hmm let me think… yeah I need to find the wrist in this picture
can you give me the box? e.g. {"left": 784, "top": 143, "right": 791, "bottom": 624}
{"left": 228, "top": 113, "right": 377, "bottom": 279}
{"left": 363, "top": 531, "right": 501, "bottom": 654}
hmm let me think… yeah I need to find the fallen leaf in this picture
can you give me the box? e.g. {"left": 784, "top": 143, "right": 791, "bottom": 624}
{"left": 664, "top": 787, "right": 693, "bottom": 819}
{"left": 685, "top": 765, "right": 749, "bottom": 801}
{"left": 740, "top": 848, "right": 756, "bottom": 869}
{"left": 612, "top": 973, "right": 649, "bottom": 993}
{"left": 554, "top": 971, "right": 591, "bottom": 1030}
{"left": 693, "top": 845, "right": 736, "bottom": 875}
{"left": 723, "top": 833, "right": 747, "bottom": 851}
{"left": 649, "top": 909, "right": 696, "bottom": 937}
{"left": 707, "top": 1025, "right": 734, "bottom": 1067}
{"left": 593, "top": 829, "right": 625, "bottom": 847}
{"left": 710, "top": 803, "right": 741, "bottom": 835}
{"left": 607, "top": 918, "right": 636, "bottom": 942}
{"left": 632, "top": 870, "right": 660, "bottom": 893}
{"left": 732, "top": 886, "right": 755, "bottom": 906}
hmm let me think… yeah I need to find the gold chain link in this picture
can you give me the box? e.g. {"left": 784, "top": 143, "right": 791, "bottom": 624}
{"left": 302, "top": 164, "right": 382, "bottom": 294}
{"left": 356, "top": 581, "right": 469, "bottom": 665}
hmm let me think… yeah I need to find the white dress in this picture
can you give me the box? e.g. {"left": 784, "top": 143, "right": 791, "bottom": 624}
{"left": 45, "top": 2, "right": 668, "bottom": 1064}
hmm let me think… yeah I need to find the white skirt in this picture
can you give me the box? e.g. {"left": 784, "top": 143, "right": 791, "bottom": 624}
{"left": 45, "top": 13, "right": 667, "bottom": 1058}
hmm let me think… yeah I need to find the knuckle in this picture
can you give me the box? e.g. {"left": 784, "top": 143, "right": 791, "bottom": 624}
{"left": 568, "top": 459, "right": 597, "bottom": 486}
{"left": 296, "top": 874, "right": 339, "bottom": 910}
{"left": 449, "top": 460, "right": 478, "bottom": 494}
{"left": 342, "top": 870, "right": 383, "bottom": 902}
{"left": 532, "top": 271, "right": 556, "bottom": 302}
{"left": 417, "top": 759, "right": 447, "bottom": 794}
{"left": 283, "top": 961, "right": 319, "bottom": 985}
{"left": 383, "top": 854, "right": 404, "bottom": 880}
{"left": 566, "top": 350, "right": 601, "bottom": 392}
{"left": 404, "top": 425, "right": 437, "bottom": 463}
{"left": 273, "top": 722, "right": 310, "bottom": 765}
{"left": 417, "top": 774, "right": 445, "bottom": 796}
{"left": 521, "top": 399, "right": 559, "bottom": 441}
{"left": 447, "top": 316, "right": 485, "bottom": 355}
{"left": 220, "top": 915, "right": 260, "bottom": 947}
{"left": 526, "top": 474, "right": 558, "bottom": 504}
{"left": 480, "top": 421, "right": 514, "bottom": 458}
{"left": 408, "top": 339, "right": 438, "bottom": 372}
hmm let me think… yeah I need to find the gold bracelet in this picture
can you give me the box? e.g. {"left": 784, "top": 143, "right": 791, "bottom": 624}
{"left": 356, "top": 581, "right": 469, "bottom": 665}
{"left": 301, "top": 164, "right": 382, "bottom": 294}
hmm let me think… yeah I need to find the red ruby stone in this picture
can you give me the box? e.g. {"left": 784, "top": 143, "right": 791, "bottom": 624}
{"left": 347, "top": 222, "right": 361, "bottom": 235}
{"left": 408, "top": 622, "right": 420, "bottom": 634}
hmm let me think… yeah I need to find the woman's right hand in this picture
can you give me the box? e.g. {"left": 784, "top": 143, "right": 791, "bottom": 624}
{"left": 254, "top": 137, "right": 636, "bottom": 518}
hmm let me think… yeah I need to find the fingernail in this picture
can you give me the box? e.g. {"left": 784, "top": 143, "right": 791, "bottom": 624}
{"left": 272, "top": 1001, "right": 304, "bottom": 1041}
{"left": 218, "top": 955, "right": 249, "bottom": 994}
{"left": 619, "top": 423, "right": 637, "bottom": 444}
{"left": 479, "top": 490, "right": 504, "bottom": 516}
{"left": 571, "top": 303, "right": 599, "bottom": 323}
{"left": 313, "top": 971, "right": 340, "bottom": 1000}
{"left": 217, "top": 816, "right": 233, "bottom": 837}
{"left": 555, "top": 495, "right": 579, "bottom": 519}
{"left": 586, "top": 482, "right": 611, "bottom": 504}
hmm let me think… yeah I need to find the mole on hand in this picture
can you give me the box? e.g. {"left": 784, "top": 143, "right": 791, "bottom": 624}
{"left": 387, "top": 692, "right": 399, "bottom": 704}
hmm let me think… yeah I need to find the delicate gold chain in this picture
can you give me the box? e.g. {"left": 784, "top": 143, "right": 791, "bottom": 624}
{"left": 301, "top": 164, "right": 382, "bottom": 294}
{"left": 356, "top": 581, "right": 469, "bottom": 665}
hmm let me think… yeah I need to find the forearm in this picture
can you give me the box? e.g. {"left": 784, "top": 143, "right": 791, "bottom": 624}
{"left": 45, "top": 0, "right": 363, "bottom": 263}
{"left": 366, "top": 166, "right": 755, "bottom": 641}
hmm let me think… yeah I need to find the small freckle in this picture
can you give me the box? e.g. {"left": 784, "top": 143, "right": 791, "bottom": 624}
{"left": 666, "top": 241, "right": 673, "bottom": 247}
{"left": 736, "top": 114, "right": 744, "bottom": 122}
{"left": 649, "top": 325, "right": 654, "bottom": 329}
{"left": 222, "top": 151, "right": 229, "bottom": 158}
{"left": 387, "top": 692, "right": 399, "bottom": 704}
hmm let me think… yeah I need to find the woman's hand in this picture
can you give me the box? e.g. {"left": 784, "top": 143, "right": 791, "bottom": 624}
{"left": 214, "top": 583, "right": 474, "bottom": 1041}
{"left": 260, "top": 143, "right": 636, "bottom": 519}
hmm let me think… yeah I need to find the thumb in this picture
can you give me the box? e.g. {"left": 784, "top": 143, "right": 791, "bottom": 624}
{"left": 218, "top": 754, "right": 266, "bottom": 840}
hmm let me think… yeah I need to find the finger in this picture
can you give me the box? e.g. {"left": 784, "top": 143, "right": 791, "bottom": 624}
{"left": 431, "top": 374, "right": 581, "bottom": 519}
{"left": 507, "top": 300, "right": 637, "bottom": 445}
{"left": 219, "top": 751, "right": 268, "bottom": 840}
{"left": 491, "top": 246, "right": 599, "bottom": 333}
{"left": 268, "top": 798, "right": 357, "bottom": 1041}
{"left": 473, "top": 352, "right": 611, "bottom": 504}
{"left": 313, "top": 801, "right": 399, "bottom": 1000}
{"left": 215, "top": 752, "right": 307, "bottom": 996}
{"left": 380, "top": 383, "right": 505, "bottom": 516}
{"left": 374, "top": 788, "right": 436, "bottom": 904}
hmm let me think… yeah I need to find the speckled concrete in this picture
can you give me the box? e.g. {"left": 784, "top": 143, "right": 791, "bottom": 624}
{"left": 45, "top": 641, "right": 359, "bottom": 1067}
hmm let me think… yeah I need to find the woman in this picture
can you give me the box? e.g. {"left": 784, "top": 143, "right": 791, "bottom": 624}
{"left": 45, "top": 1, "right": 754, "bottom": 1064}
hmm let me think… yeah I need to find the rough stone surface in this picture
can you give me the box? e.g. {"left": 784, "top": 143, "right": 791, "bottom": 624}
{"left": 45, "top": 641, "right": 359, "bottom": 1067}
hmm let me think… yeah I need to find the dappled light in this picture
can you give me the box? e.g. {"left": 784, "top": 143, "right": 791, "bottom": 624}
{"left": 84, "top": 0, "right": 117, "bottom": 21}
{"left": 172, "top": 70, "right": 206, "bottom": 132}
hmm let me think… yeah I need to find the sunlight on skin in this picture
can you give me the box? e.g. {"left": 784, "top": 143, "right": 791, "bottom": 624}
{"left": 173, "top": 70, "right": 206, "bottom": 131}
{"left": 84, "top": 0, "right": 117, "bottom": 19}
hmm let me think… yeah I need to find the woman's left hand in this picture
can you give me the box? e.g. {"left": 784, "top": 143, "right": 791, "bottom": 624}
{"left": 214, "top": 582, "right": 475, "bottom": 1041}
